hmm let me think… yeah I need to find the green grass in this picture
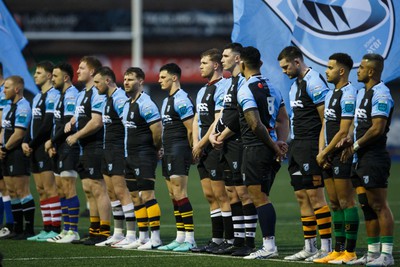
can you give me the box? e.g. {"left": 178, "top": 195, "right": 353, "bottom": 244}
{"left": 1, "top": 163, "right": 399, "bottom": 267}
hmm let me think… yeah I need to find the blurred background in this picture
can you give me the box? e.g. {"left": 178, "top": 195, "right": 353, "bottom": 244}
{"left": 3, "top": 0, "right": 400, "bottom": 159}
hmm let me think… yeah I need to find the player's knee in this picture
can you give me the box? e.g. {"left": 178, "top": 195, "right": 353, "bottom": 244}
{"left": 358, "top": 193, "right": 378, "bottom": 221}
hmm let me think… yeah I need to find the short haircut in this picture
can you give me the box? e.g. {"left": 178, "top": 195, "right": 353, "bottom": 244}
{"left": 80, "top": 56, "right": 102, "bottom": 74}
{"left": 240, "top": 46, "right": 262, "bottom": 70}
{"left": 223, "top": 42, "right": 243, "bottom": 54}
{"left": 94, "top": 66, "right": 116, "bottom": 83}
{"left": 36, "top": 60, "right": 54, "bottom": 74}
{"left": 201, "top": 48, "right": 222, "bottom": 64}
{"left": 277, "top": 46, "right": 304, "bottom": 61}
{"left": 329, "top": 53, "right": 353, "bottom": 71}
{"left": 160, "top": 63, "right": 181, "bottom": 79}
{"left": 54, "top": 62, "right": 74, "bottom": 81}
{"left": 6, "top": 75, "right": 24, "bottom": 89}
{"left": 124, "top": 67, "right": 145, "bottom": 80}
{"left": 362, "top": 53, "right": 384, "bottom": 74}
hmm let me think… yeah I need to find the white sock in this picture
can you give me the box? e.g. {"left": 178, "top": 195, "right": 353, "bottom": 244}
{"left": 263, "top": 236, "right": 276, "bottom": 251}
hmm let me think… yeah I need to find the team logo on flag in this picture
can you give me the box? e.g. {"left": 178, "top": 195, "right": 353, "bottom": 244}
{"left": 265, "top": 0, "right": 394, "bottom": 66}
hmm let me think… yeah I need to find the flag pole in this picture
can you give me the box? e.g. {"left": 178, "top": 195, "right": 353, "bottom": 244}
{"left": 131, "top": 0, "right": 142, "bottom": 68}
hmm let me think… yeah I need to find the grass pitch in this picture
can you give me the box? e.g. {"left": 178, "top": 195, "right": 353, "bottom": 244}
{"left": 1, "top": 163, "right": 399, "bottom": 267}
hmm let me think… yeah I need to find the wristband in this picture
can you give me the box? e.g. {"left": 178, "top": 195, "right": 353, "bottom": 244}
{"left": 353, "top": 141, "right": 360, "bottom": 152}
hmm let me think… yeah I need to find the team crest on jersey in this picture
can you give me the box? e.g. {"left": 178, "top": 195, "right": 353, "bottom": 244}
{"left": 334, "top": 167, "right": 339, "bottom": 175}
{"left": 9, "top": 165, "right": 13, "bottom": 173}
{"left": 303, "top": 163, "right": 309, "bottom": 172}
{"left": 89, "top": 168, "right": 94, "bottom": 175}
{"left": 106, "top": 106, "right": 110, "bottom": 113}
{"left": 84, "top": 97, "right": 88, "bottom": 103}
{"left": 265, "top": 0, "right": 394, "bottom": 67}
{"left": 166, "top": 105, "right": 171, "bottom": 113}
{"left": 331, "top": 99, "right": 337, "bottom": 107}
{"left": 233, "top": 161, "right": 238, "bottom": 170}
{"left": 242, "top": 173, "right": 246, "bottom": 182}
{"left": 168, "top": 163, "right": 172, "bottom": 171}
{"left": 210, "top": 170, "right": 216, "bottom": 177}
{"left": 135, "top": 168, "right": 140, "bottom": 176}
{"left": 363, "top": 99, "right": 369, "bottom": 107}
{"left": 130, "top": 112, "right": 134, "bottom": 119}
{"left": 363, "top": 175, "right": 369, "bottom": 184}
{"left": 59, "top": 161, "right": 63, "bottom": 168}
{"left": 39, "top": 161, "right": 44, "bottom": 169}
{"left": 38, "top": 100, "right": 43, "bottom": 106}
{"left": 206, "top": 94, "right": 211, "bottom": 101}
{"left": 108, "top": 164, "right": 113, "bottom": 171}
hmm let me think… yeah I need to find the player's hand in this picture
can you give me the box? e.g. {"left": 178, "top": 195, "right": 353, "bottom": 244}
{"left": 340, "top": 146, "right": 354, "bottom": 162}
{"left": 64, "top": 122, "right": 72, "bottom": 133}
{"left": 48, "top": 147, "right": 57, "bottom": 158}
{"left": 157, "top": 147, "right": 164, "bottom": 160}
{"left": 21, "top": 143, "right": 32, "bottom": 157}
{"left": 0, "top": 149, "right": 6, "bottom": 160}
{"left": 209, "top": 132, "right": 223, "bottom": 150}
{"left": 316, "top": 151, "right": 326, "bottom": 167}
{"left": 44, "top": 140, "right": 53, "bottom": 154}
{"left": 336, "top": 136, "right": 353, "bottom": 148}
{"left": 192, "top": 144, "right": 204, "bottom": 160}
{"left": 66, "top": 134, "right": 78, "bottom": 146}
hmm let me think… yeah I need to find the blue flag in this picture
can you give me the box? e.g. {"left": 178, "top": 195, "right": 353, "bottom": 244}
{"left": 232, "top": 0, "right": 400, "bottom": 94}
{"left": 0, "top": 1, "right": 38, "bottom": 94}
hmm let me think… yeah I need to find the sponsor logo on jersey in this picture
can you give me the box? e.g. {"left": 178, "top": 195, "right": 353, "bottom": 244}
{"left": 344, "top": 102, "right": 355, "bottom": 112}
{"left": 102, "top": 115, "right": 112, "bottom": 124}
{"left": 290, "top": 100, "right": 304, "bottom": 108}
{"left": 378, "top": 100, "right": 388, "bottom": 111}
{"left": 355, "top": 108, "right": 367, "bottom": 119}
{"left": 32, "top": 107, "right": 42, "bottom": 117}
{"left": 197, "top": 103, "right": 208, "bottom": 112}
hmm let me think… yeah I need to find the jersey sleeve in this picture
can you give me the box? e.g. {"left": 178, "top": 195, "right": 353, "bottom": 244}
{"left": 92, "top": 93, "right": 106, "bottom": 114}
{"left": 15, "top": 103, "right": 31, "bottom": 129}
{"left": 114, "top": 94, "right": 128, "bottom": 118}
{"left": 340, "top": 87, "right": 356, "bottom": 119}
{"left": 139, "top": 100, "right": 161, "bottom": 124}
{"left": 371, "top": 90, "right": 394, "bottom": 118}
{"left": 175, "top": 95, "right": 194, "bottom": 120}
{"left": 214, "top": 84, "right": 225, "bottom": 112}
{"left": 64, "top": 92, "right": 76, "bottom": 116}
{"left": 45, "top": 90, "right": 60, "bottom": 114}
{"left": 306, "top": 74, "right": 329, "bottom": 105}
{"left": 237, "top": 84, "right": 258, "bottom": 112}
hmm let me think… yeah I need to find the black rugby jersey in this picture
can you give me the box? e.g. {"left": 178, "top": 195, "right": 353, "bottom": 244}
{"left": 354, "top": 82, "right": 394, "bottom": 152}
{"left": 75, "top": 87, "right": 105, "bottom": 148}
{"left": 196, "top": 78, "right": 225, "bottom": 138}
{"left": 51, "top": 86, "right": 78, "bottom": 146}
{"left": 215, "top": 74, "right": 245, "bottom": 134}
{"left": 161, "top": 89, "right": 194, "bottom": 148}
{"left": 122, "top": 92, "right": 161, "bottom": 154}
{"left": 324, "top": 83, "right": 356, "bottom": 144}
{"left": 102, "top": 88, "right": 128, "bottom": 147}
{"left": 28, "top": 88, "right": 60, "bottom": 149}
{"left": 289, "top": 69, "right": 328, "bottom": 140}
